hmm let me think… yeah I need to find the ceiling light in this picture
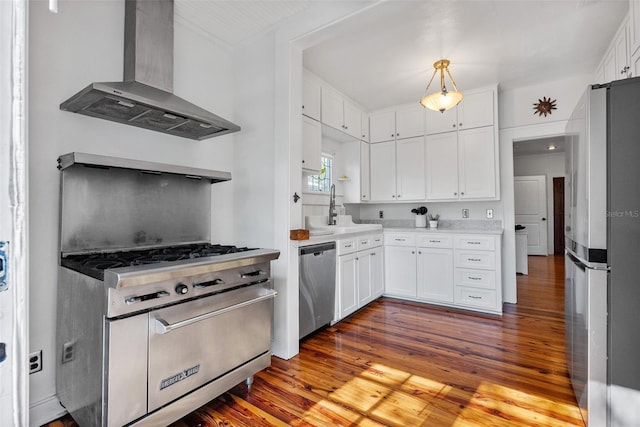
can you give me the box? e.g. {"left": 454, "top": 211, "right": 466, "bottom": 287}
{"left": 548, "top": 145, "right": 557, "bottom": 150}
{"left": 419, "top": 59, "right": 463, "bottom": 113}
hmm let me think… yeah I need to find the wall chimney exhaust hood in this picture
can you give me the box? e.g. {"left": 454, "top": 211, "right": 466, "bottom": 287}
{"left": 60, "top": 0, "right": 240, "bottom": 141}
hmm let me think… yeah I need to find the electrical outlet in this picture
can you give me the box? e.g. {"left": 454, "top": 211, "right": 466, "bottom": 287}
{"left": 29, "top": 350, "right": 42, "bottom": 374}
{"left": 486, "top": 209, "right": 494, "bottom": 219}
{"left": 379, "top": 210, "right": 384, "bottom": 219}
{"left": 62, "top": 342, "right": 75, "bottom": 364}
{"left": 462, "top": 209, "right": 469, "bottom": 219}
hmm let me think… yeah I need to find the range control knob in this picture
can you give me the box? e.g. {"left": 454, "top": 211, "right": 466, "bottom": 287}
{"left": 175, "top": 283, "right": 189, "bottom": 295}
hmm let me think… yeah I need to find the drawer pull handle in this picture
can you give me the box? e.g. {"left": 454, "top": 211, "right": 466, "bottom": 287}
{"left": 429, "top": 240, "right": 441, "bottom": 243}
{"left": 241, "top": 270, "right": 265, "bottom": 278}
{"left": 467, "top": 241, "right": 481, "bottom": 245}
{"left": 395, "top": 238, "right": 406, "bottom": 241}
{"left": 469, "top": 277, "right": 482, "bottom": 281}
{"left": 468, "top": 258, "right": 482, "bottom": 262}
{"left": 345, "top": 244, "right": 352, "bottom": 248}
{"left": 468, "top": 295, "right": 482, "bottom": 300}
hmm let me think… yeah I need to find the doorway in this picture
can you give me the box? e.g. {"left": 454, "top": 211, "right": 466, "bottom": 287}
{"left": 553, "top": 177, "right": 565, "bottom": 254}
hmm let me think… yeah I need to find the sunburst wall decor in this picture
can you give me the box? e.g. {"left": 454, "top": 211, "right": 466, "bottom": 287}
{"left": 533, "top": 97, "right": 557, "bottom": 117}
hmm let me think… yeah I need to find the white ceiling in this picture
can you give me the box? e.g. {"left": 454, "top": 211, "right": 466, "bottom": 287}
{"left": 513, "top": 136, "right": 566, "bottom": 156}
{"left": 174, "top": 1, "right": 629, "bottom": 111}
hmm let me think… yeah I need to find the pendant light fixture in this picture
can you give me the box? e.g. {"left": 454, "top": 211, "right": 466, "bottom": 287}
{"left": 419, "top": 59, "right": 463, "bottom": 113}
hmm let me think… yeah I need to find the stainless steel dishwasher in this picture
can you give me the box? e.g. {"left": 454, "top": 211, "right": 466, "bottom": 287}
{"left": 299, "top": 242, "right": 336, "bottom": 339}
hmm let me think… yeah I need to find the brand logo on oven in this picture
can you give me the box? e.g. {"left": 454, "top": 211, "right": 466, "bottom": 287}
{"left": 159, "top": 364, "right": 200, "bottom": 390}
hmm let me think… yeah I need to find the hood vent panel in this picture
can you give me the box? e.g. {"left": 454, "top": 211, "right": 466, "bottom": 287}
{"left": 60, "top": 0, "right": 239, "bottom": 141}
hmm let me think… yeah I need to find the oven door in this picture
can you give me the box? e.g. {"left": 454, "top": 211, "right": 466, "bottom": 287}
{"left": 147, "top": 281, "right": 276, "bottom": 412}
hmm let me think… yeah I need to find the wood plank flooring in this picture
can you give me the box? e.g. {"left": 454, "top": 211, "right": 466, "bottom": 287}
{"left": 45, "top": 254, "right": 583, "bottom": 427}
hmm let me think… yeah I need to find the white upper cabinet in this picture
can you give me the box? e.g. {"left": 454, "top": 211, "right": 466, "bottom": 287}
{"left": 321, "top": 86, "right": 362, "bottom": 139}
{"left": 369, "top": 140, "right": 396, "bottom": 201}
{"left": 370, "top": 137, "right": 425, "bottom": 202}
{"left": 632, "top": 1, "right": 640, "bottom": 56}
{"left": 369, "top": 110, "right": 396, "bottom": 143}
{"left": 302, "top": 72, "right": 321, "bottom": 121}
{"left": 301, "top": 115, "right": 321, "bottom": 172}
{"left": 599, "top": 16, "right": 632, "bottom": 82}
{"left": 360, "top": 111, "right": 370, "bottom": 142}
{"left": 395, "top": 137, "right": 426, "bottom": 201}
{"left": 425, "top": 132, "right": 458, "bottom": 200}
{"left": 395, "top": 105, "right": 425, "bottom": 140}
{"left": 458, "top": 126, "right": 497, "bottom": 200}
{"left": 360, "top": 141, "right": 370, "bottom": 201}
{"left": 426, "top": 88, "right": 494, "bottom": 135}
{"left": 369, "top": 105, "right": 425, "bottom": 143}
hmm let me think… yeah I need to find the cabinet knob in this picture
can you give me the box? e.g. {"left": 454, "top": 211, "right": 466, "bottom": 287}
{"left": 418, "top": 251, "right": 422, "bottom": 254}
{"left": 542, "top": 217, "right": 547, "bottom": 221}
{"left": 362, "top": 134, "right": 365, "bottom": 138}
{"left": 391, "top": 134, "right": 394, "bottom": 137}
{"left": 392, "top": 195, "right": 396, "bottom": 198}
{"left": 362, "top": 194, "right": 366, "bottom": 198}
{"left": 454, "top": 192, "right": 457, "bottom": 195}
{"left": 459, "top": 123, "right": 463, "bottom": 127}
{"left": 397, "top": 194, "right": 401, "bottom": 198}
{"left": 411, "top": 251, "right": 415, "bottom": 254}
{"left": 302, "top": 160, "right": 305, "bottom": 163}
{"left": 396, "top": 133, "right": 399, "bottom": 136}
{"left": 461, "top": 192, "right": 464, "bottom": 195}
{"left": 302, "top": 105, "right": 305, "bottom": 109}
{"left": 453, "top": 124, "right": 456, "bottom": 128}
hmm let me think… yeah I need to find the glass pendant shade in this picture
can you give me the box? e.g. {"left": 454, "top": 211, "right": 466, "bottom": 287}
{"left": 420, "top": 59, "right": 463, "bottom": 113}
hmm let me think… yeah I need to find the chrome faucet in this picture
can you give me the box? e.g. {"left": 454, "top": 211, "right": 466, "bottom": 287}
{"left": 328, "top": 183, "right": 337, "bottom": 225}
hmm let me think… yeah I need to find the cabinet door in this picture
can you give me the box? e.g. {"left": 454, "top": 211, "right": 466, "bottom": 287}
{"left": 358, "top": 250, "right": 373, "bottom": 307}
{"left": 371, "top": 248, "right": 384, "bottom": 298}
{"left": 396, "top": 136, "right": 426, "bottom": 201}
{"left": 360, "top": 141, "right": 370, "bottom": 201}
{"left": 370, "top": 141, "right": 397, "bottom": 201}
{"left": 338, "top": 253, "right": 359, "bottom": 319}
{"left": 425, "top": 108, "right": 457, "bottom": 135}
{"left": 603, "top": 48, "right": 617, "bottom": 83}
{"left": 321, "top": 86, "right": 344, "bottom": 131}
{"left": 302, "top": 116, "right": 321, "bottom": 172}
{"left": 302, "top": 74, "right": 321, "bottom": 121}
{"left": 458, "top": 90, "right": 494, "bottom": 130}
{"left": 458, "top": 126, "right": 496, "bottom": 199}
{"left": 384, "top": 245, "right": 416, "bottom": 298}
{"left": 615, "top": 22, "right": 630, "bottom": 79}
{"left": 395, "top": 105, "right": 424, "bottom": 139}
{"left": 417, "top": 248, "right": 454, "bottom": 303}
{"left": 369, "top": 111, "right": 396, "bottom": 143}
{"left": 361, "top": 111, "right": 370, "bottom": 142}
{"left": 343, "top": 100, "right": 362, "bottom": 139}
{"left": 425, "top": 132, "right": 458, "bottom": 200}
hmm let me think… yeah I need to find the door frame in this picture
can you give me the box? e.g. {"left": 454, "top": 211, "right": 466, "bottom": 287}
{"left": 0, "top": 0, "right": 29, "bottom": 425}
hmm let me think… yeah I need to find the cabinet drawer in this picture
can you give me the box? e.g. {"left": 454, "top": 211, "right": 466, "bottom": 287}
{"left": 371, "top": 234, "right": 383, "bottom": 248}
{"left": 384, "top": 233, "right": 416, "bottom": 246}
{"left": 455, "top": 250, "right": 496, "bottom": 270}
{"left": 454, "top": 235, "right": 495, "bottom": 251}
{"left": 454, "top": 286, "right": 497, "bottom": 310}
{"left": 455, "top": 268, "right": 496, "bottom": 290}
{"left": 357, "top": 235, "right": 371, "bottom": 251}
{"left": 338, "top": 238, "right": 357, "bottom": 255}
{"left": 417, "top": 234, "right": 453, "bottom": 248}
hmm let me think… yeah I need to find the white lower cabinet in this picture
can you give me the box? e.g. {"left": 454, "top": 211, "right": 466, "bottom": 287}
{"left": 417, "top": 247, "right": 454, "bottom": 303}
{"left": 384, "top": 231, "right": 502, "bottom": 314}
{"left": 336, "top": 234, "right": 384, "bottom": 321}
{"left": 383, "top": 233, "right": 417, "bottom": 298}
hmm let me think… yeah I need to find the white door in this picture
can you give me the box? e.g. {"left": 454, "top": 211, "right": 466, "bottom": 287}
{"left": 514, "top": 175, "right": 548, "bottom": 255}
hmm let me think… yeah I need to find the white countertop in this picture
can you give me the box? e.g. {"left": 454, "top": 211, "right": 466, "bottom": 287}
{"left": 294, "top": 226, "right": 503, "bottom": 246}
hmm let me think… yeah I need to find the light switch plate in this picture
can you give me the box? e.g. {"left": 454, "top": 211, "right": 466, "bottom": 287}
{"left": 462, "top": 209, "right": 469, "bottom": 218}
{"left": 486, "top": 209, "right": 494, "bottom": 219}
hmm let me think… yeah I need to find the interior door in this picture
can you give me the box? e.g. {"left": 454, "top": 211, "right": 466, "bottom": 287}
{"left": 514, "top": 175, "right": 548, "bottom": 255}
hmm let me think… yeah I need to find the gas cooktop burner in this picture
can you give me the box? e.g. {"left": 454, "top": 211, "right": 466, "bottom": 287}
{"left": 61, "top": 244, "right": 255, "bottom": 280}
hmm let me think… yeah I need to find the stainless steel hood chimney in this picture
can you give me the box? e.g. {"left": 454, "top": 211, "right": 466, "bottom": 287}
{"left": 60, "top": 0, "right": 240, "bottom": 140}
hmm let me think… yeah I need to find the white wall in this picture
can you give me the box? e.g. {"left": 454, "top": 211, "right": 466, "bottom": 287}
{"left": 514, "top": 152, "right": 566, "bottom": 254}
{"left": 28, "top": 1, "right": 236, "bottom": 423}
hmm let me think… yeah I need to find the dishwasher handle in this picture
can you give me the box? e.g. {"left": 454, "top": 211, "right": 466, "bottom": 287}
{"left": 299, "top": 242, "right": 336, "bottom": 256}
{"left": 154, "top": 289, "right": 277, "bottom": 334}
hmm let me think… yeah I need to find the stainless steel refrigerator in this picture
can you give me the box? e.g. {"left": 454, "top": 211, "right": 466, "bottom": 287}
{"left": 565, "top": 77, "right": 640, "bottom": 426}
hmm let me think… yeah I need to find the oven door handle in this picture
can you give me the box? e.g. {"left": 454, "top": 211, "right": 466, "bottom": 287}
{"left": 154, "top": 289, "right": 278, "bottom": 334}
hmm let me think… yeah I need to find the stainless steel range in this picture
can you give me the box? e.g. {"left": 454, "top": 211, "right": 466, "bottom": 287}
{"left": 55, "top": 153, "right": 279, "bottom": 427}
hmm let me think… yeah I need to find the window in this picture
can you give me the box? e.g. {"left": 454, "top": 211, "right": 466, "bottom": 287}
{"left": 306, "top": 154, "right": 332, "bottom": 192}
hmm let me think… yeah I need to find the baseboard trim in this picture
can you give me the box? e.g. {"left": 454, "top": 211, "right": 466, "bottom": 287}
{"left": 30, "top": 395, "right": 66, "bottom": 427}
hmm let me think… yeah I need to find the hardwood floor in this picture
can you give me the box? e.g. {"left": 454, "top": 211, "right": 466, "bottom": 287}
{"left": 45, "top": 254, "right": 583, "bottom": 427}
